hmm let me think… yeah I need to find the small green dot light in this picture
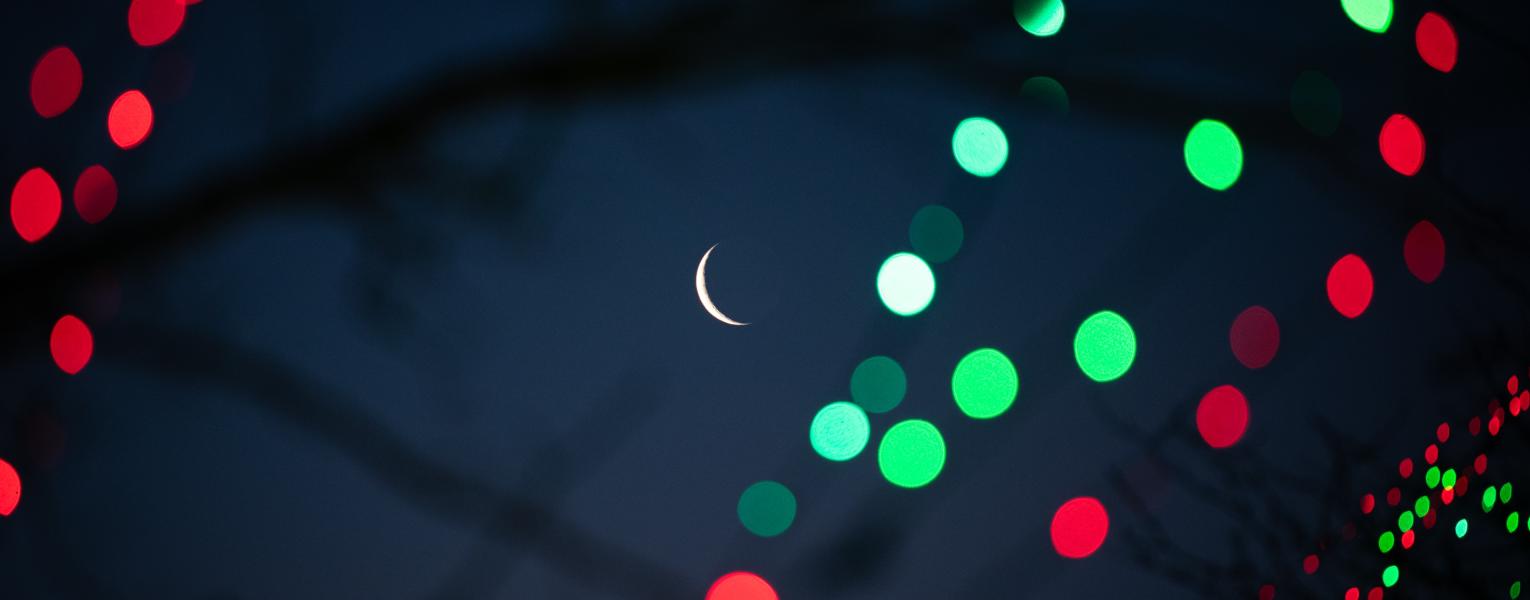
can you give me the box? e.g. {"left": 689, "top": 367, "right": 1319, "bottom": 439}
{"left": 909, "top": 205, "right": 964, "bottom": 264}
{"left": 1512, "top": 581, "right": 1522, "bottom": 600}
{"left": 1415, "top": 496, "right": 1431, "bottom": 517}
{"left": 878, "top": 419, "right": 947, "bottom": 488}
{"left": 1444, "top": 468, "right": 1458, "bottom": 490}
{"left": 809, "top": 401, "right": 871, "bottom": 462}
{"left": 1074, "top": 310, "right": 1137, "bottom": 382}
{"left": 1340, "top": 0, "right": 1393, "bottom": 34}
{"left": 1398, "top": 511, "right": 1414, "bottom": 532}
{"left": 1509, "top": 511, "right": 1521, "bottom": 533}
{"left": 850, "top": 356, "right": 906, "bottom": 414}
{"left": 1501, "top": 482, "right": 1515, "bottom": 504}
{"left": 1382, "top": 564, "right": 1399, "bottom": 588}
{"left": 952, "top": 117, "right": 1009, "bottom": 178}
{"left": 1486, "top": 486, "right": 1499, "bottom": 512}
{"left": 1455, "top": 518, "right": 1468, "bottom": 538}
{"left": 737, "top": 480, "right": 796, "bottom": 537}
{"left": 1426, "top": 466, "right": 1441, "bottom": 489}
{"left": 1183, "top": 119, "right": 1244, "bottom": 191}
{"left": 952, "top": 348, "right": 1020, "bottom": 419}
{"left": 1377, "top": 531, "right": 1394, "bottom": 553}
{"left": 1012, "top": 0, "right": 1065, "bottom": 37}
{"left": 876, "top": 252, "right": 936, "bottom": 317}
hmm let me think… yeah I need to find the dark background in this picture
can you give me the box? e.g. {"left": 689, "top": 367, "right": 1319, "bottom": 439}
{"left": 1, "top": 0, "right": 1528, "bottom": 598}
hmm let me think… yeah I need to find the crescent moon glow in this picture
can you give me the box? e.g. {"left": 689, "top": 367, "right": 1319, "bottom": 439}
{"left": 696, "top": 244, "right": 749, "bottom": 326}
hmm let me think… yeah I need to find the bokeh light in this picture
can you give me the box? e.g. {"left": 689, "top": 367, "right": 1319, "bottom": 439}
{"left": 1341, "top": 0, "right": 1393, "bottom": 33}
{"left": 30, "top": 47, "right": 82, "bottom": 118}
{"left": 1013, "top": 0, "right": 1065, "bottom": 37}
{"left": 951, "top": 348, "right": 1019, "bottom": 419}
{"left": 737, "top": 480, "right": 795, "bottom": 537}
{"left": 1514, "top": 581, "right": 1523, "bottom": 600}
{"left": 128, "top": 0, "right": 187, "bottom": 47}
{"left": 1485, "top": 486, "right": 1498, "bottom": 512}
{"left": 108, "top": 90, "right": 155, "bottom": 150}
{"left": 878, "top": 419, "right": 946, "bottom": 488}
{"left": 1509, "top": 511, "right": 1520, "bottom": 533}
{"left": 1050, "top": 496, "right": 1109, "bottom": 559}
{"left": 1020, "top": 76, "right": 1069, "bottom": 116}
{"left": 51, "top": 315, "right": 93, "bottom": 375}
{"left": 1502, "top": 482, "right": 1514, "bottom": 503}
{"left": 1414, "top": 12, "right": 1458, "bottom": 73}
{"left": 0, "top": 459, "right": 18, "bottom": 516}
{"left": 809, "top": 401, "right": 870, "bottom": 462}
{"left": 1377, "top": 531, "right": 1394, "bottom": 552}
{"left": 1196, "top": 385, "right": 1249, "bottom": 449}
{"left": 1290, "top": 70, "right": 1341, "bottom": 137}
{"left": 876, "top": 252, "right": 935, "bottom": 317}
{"left": 706, "top": 572, "right": 778, "bottom": 600}
{"left": 850, "top": 356, "right": 906, "bottom": 413}
{"left": 73, "top": 165, "right": 118, "bottom": 224}
{"left": 11, "top": 167, "right": 62, "bottom": 243}
{"left": 1455, "top": 518, "right": 1468, "bottom": 538}
{"left": 1073, "top": 310, "right": 1136, "bottom": 382}
{"left": 1303, "top": 554, "right": 1319, "bottom": 574}
{"left": 1229, "top": 305, "right": 1279, "bottom": 369}
{"left": 1403, "top": 220, "right": 1444, "bottom": 283}
{"left": 1378, "top": 114, "right": 1424, "bottom": 176}
{"left": 1326, "top": 254, "right": 1373, "bottom": 318}
{"left": 951, "top": 117, "right": 1009, "bottom": 178}
{"left": 1183, "top": 119, "right": 1243, "bottom": 191}
{"left": 1382, "top": 565, "right": 1399, "bottom": 588}
{"left": 908, "top": 205, "right": 963, "bottom": 264}
{"left": 1398, "top": 511, "right": 1414, "bottom": 532}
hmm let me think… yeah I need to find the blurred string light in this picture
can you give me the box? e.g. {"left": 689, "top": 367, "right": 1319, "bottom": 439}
{"left": 74, "top": 165, "right": 118, "bottom": 225}
{"left": 1289, "top": 70, "right": 1341, "bottom": 137}
{"left": 1378, "top": 114, "right": 1424, "bottom": 176}
{"left": 809, "top": 401, "right": 870, "bottom": 461}
{"left": 908, "top": 205, "right": 963, "bottom": 264}
{"left": 50, "top": 315, "right": 94, "bottom": 375}
{"left": 1073, "top": 310, "right": 1136, "bottom": 382}
{"left": 1229, "top": 306, "right": 1279, "bottom": 369}
{"left": 850, "top": 356, "right": 906, "bottom": 413}
{"left": 1196, "top": 385, "right": 1249, "bottom": 448}
{"left": 1012, "top": 0, "right": 1065, "bottom": 37}
{"left": 951, "top": 117, "right": 1009, "bottom": 177}
{"left": 737, "top": 481, "right": 796, "bottom": 537}
{"left": 128, "top": 0, "right": 187, "bottom": 47}
{"left": 1403, "top": 220, "right": 1444, "bottom": 283}
{"left": 11, "top": 168, "right": 62, "bottom": 243}
{"left": 1020, "top": 76, "right": 1069, "bottom": 116}
{"left": 951, "top": 348, "right": 1019, "bottom": 419}
{"left": 1183, "top": 119, "right": 1243, "bottom": 191}
{"left": 1050, "top": 497, "right": 1109, "bottom": 558}
{"left": 876, "top": 252, "right": 935, "bottom": 316}
{"left": 108, "top": 90, "right": 155, "bottom": 150}
{"left": 30, "top": 47, "right": 81, "bottom": 118}
{"left": 706, "top": 572, "right": 777, "bottom": 600}
{"left": 878, "top": 420, "right": 945, "bottom": 488}
{"left": 0, "top": 459, "right": 19, "bottom": 516}
{"left": 1326, "top": 254, "right": 1373, "bottom": 318}
{"left": 1340, "top": 0, "right": 1392, "bottom": 34}
{"left": 1414, "top": 12, "right": 1458, "bottom": 73}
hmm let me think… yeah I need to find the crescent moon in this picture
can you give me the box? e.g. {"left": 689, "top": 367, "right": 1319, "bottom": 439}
{"left": 696, "top": 244, "right": 749, "bottom": 326}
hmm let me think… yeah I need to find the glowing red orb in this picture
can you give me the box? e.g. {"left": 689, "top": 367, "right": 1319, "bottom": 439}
{"left": 706, "top": 572, "right": 777, "bottom": 600}
{"left": 1415, "top": 12, "right": 1458, "bottom": 73}
{"left": 1229, "top": 306, "right": 1279, "bottom": 369}
{"left": 1196, "top": 385, "right": 1249, "bottom": 449}
{"left": 1050, "top": 496, "right": 1109, "bottom": 559}
{"left": 11, "top": 168, "right": 61, "bottom": 243}
{"left": 30, "top": 47, "right": 82, "bottom": 118}
{"left": 73, "top": 165, "right": 117, "bottom": 224}
{"left": 1397, "top": 458, "right": 1412, "bottom": 478}
{"left": 1326, "top": 254, "right": 1373, "bottom": 319}
{"left": 1379, "top": 114, "right": 1425, "bottom": 176}
{"left": 108, "top": 90, "right": 154, "bottom": 150}
{"left": 128, "top": 0, "right": 186, "bottom": 47}
{"left": 51, "top": 315, "right": 93, "bottom": 375}
{"left": 1360, "top": 494, "right": 1375, "bottom": 514}
{"left": 0, "top": 459, "right": 18, "bottom": 516}
{"left": 1403, "top": 220, "right": 1444, "bottom": 283}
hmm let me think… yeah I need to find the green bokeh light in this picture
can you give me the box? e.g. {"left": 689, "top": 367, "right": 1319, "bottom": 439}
{"left": 1183, "top": 119, "right": 1243, "bottom": 191}
{"left": 1013, "top": 0, "right": 1065, "bottom": 37}
{"left": 737, "top": 480, "right": 796, "bottom": 537}
{"left": 1486, "top": 486, "right": 1498, "bottom": 512}
{"left": 1513, "top": 581, "right": 1522, "bottom": 600}
{"left": 952, "top": 117, "right": 1009, "bottom": 178}
{"left": 1290, "top": 70, "right": 1341, "bottom": 137}
{"left": 1415, "top": 496, "right": 1431, "bottom": 517}
{"left": 951, "top": 348, "right": 1019, "bottom": 419}
{"left": 1020, "top": 76, "right": 1069, "bottom": 116}
{"left": 878, "top": 419, "right": 946, "bottom": 488}
{"left": 809, "top": 401, "right": 871, "bottom": 462}
{"left": 1444, "top": 468, "right": 1458, "bottom": 489}
{"left": 1074, "top": 310, "right": 1137, "bottom": 382}
{"left": 1509, "top": 511, "right": 1521, "bottom": 533}
{"left": 909, "top": 205, "right": 964, "bottom": 264}
{"left": 850, "top": 356, "right": 907, "bottom": 414}
{"left": 1398, "top": 511, "right": 1414, "bottom": 532}
{"left": 877, "top": 252, "right": 936, "bottom": 317}
{"left": 1426, "top": 466, "right": 1440, "bottom": 489}
{"left": 1455, "top": 518, "right": 1468, "bottom": 538}
{"left": 1378, "top": 531, "right": 1394, "bottom": 553}
{"left": 1502, "top": 482, "right": 1515, "bottom": 503}
{"left": 1341, "top": 0, "right": 1393, "bottom": 33}
{"left": 1382, "top": 565, "right": 1399, "bottom": 588}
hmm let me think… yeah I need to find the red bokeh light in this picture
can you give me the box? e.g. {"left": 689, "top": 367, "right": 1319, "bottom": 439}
{"left": 108, "top": 90, "right": 154, "bottom": 149}
{"left": 1229, "top": 306, "right": 1279, "bottom": 369}
{"left": 1368, "top": 587, "right": 1384, "bottom": 600}
{"left": 1326, "top": 254, "right": 1373, "bottom": 318}
{"left": 1361, "top": 493, "right": 1375, "bottom": 514}
{"left": 1397, "top": 458, "right": 1413, "bottom": 478}
{"left": 1511, "top": 375, "right": 1520, "bottom": 395}
{"left": 30, "top": 46, "right": 82, "bottom": 118}
{"left": 50, "top": 315, "right": 93, "bottom": 375}
{"left": 1050, "top": 496, "right": 1109, "bottom": 559}
{"left": 1436, "top": 422, "right": 1450, "bottom": 443}
{"left": 128, "top": 0, "right": 186, "bottom": 47}
{"left": 0, "top": 459, "right": 18, "bottom": 516}
{"left": 1258, "top": 584, "right": 1275, "bottom": 600}
{"left": 1442, "top": 488, "right": 1454, "bottom": 504}
{"left": 1345, "top": 588, "right": 1359, "bottom": 600}
{"left": 11, "top": 168, "right": 62, "bottom": 243}
{"left": 1379, "top": 114, "right": 1425, "bottom": 176}
{"left": 1302, "top": 554, "right": 1318, "bottom": 574}
{"left": 1415, "top": 12, "right": 1458, "bottom": 73}
{"left": 706, "top": 572, "right": 777, "bottom": 600}
{"left": 1400, "top": 529, "right": 1415, "bottom": 549}
{"left": 1424, "top": 444, "right": 1438, "bottom": 465}
{"left": 1469, "top": 416, "right": 1481, "bottom": 436}
{"left": 1386, "top": 487, "right": 1400, "bottom": 506}
{"left": 1476, "top": 454, "right": 1488, "bottom": 475}
{"left": 1403, "top": 220, "right": 1444, "bottom": 284}
{"left": 1197, "top": 385, "right": 1249, "bottom": 449}
{"left": 73, "top": 165, "right": 117, "bottom": 224}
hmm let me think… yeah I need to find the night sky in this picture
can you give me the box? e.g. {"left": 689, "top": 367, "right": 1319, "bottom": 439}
{"left": 2, "top": 0, "right": 1530, "bottom": 598}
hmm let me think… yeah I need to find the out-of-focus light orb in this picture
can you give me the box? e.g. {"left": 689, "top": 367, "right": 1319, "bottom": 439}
{"left": 1415, "top": 496, "right": 1430, "bottom": 517}
{"left": 1403, "top": 220, "right": 1444, "bottom": 283}
{"left": 908, "top": 205, "right": 963, "bottom": 264}
{"left": 1415, "top": 12, "right": 1458, "bottom": 72}
{"left": 1196, "top": 385, "right": 1249, "bottom": 448}
{"left": 1382, "top": 565, "right": 1399, "bottom": 588}
{"left": 128, "top": 0, "right": 186, "bottom": 47}
{"left": 108, "top": 90, "right": 155, "bottom": 150}
{"left": 809, "top": 401, "right": 870, "bottom": 461}
{"left": 1398, "top": 510, "right": 1414, "bottom": 532}
{"left": 1229, "top": 306, "right": 1279, "bottom": 369}
{"left": 1290, "top": 70, "right": 1341, "bottom": 137}
{"left": 736, "top": 480, "right": 795, "bottom": 537}
{"left": 1013, "top": 0, "right": 1065, "bottom": 37}
{"left": 51, "top": 315, "right": 94, "bottom": 375}
{"left": 1455, "top": 518, "right": 1468, "bottom": 538}
{"left": 706, "top": 572, "right": 778, "bottom": 600}
{"left": 30, "top": 47, "right": 82, "bottom": 118}
{"left": 1511, "top": 511, "right": 1522, "bottom": 533}
{"left": 73, "top": 165, "right": 118, "bottom": 224}
{"left": 1050, "top": 496, "right": 1108, "bottom": 558}
{"left": 1513, "top": 581, "right": 1523, "bottom": 600}
{"left": 1258, "top": 584, "right": 1275, "bottom": 600}
{"left": 1326, "top": 254, "right": 1373, "bottom": 318}
{"left": 11, "top": 168, "right": 62, "bottom": 243}
{"left": 0, "top": 459, "right": 19, "bottom": 516}
{"left": 1502, "top": 482, "right": 1515, "bottom": 504}
{"left": 1303, "top": 555, "right": 1319, "bottom": 574}
{"left": 1183, "top": 119, "right": 1243, "bottom": 191}
{"left": 951, "top": 117, "right": 1009, "bottom": 178}
{"left": 1020, "top": 76, "right": 1069, "bottom": 116}
{"left": 850, "top": 355, "right": 906, "bottom": 413}
{"left": 951, "top": 348, "right": 1018, "bottom": 419}
{"left": 876, "top": 252, "right": 935, "bottom": 317}
{"left": 1378, "top": 114, "right": 1424, "bottom": 176}
{"left": 1073, "top": 310, "right": 1136, "bottom": 382}
{"left": 1485, "top": 486, "right": 1498, "bottom": 512}
{"left": 1377, "top": 531, "right": 1394, "bottom": 552}
{"left": 877, "top": 419, "right": 946, "bottom": 488}
{"left": 1341, "top": 0, "right": 1392, "bottom": 33}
